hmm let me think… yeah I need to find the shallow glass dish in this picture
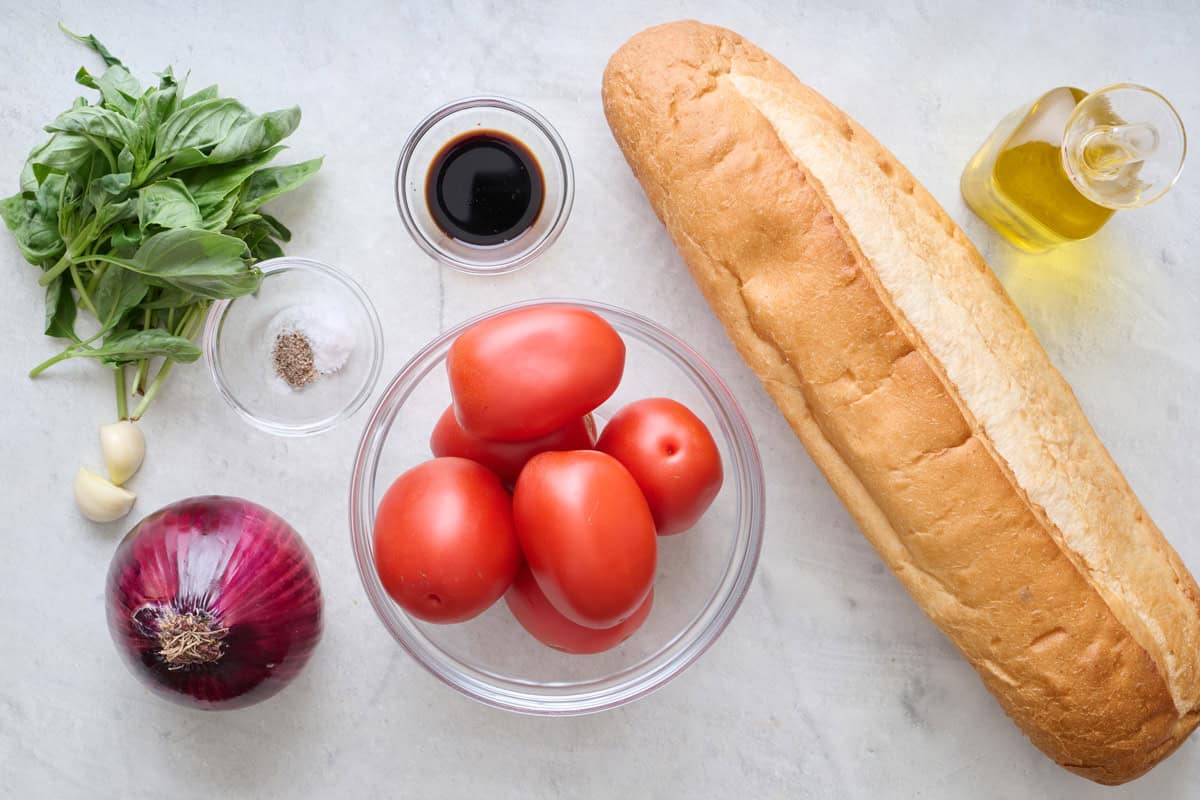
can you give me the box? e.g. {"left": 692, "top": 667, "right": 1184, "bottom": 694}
{"left": 204, "top": 257, "right": 384, "bottom": 437}
{"left": 349, "top": 299, "right": 764, "bottom": 714}
{"left": 395, "top": 96, "right": 574, "bottom": 275}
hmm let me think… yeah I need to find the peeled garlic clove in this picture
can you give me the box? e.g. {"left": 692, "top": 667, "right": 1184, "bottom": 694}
{"left": 100, "top": 420, "right": 145, "bottom": 485}
{"left": 74, "top": 467, "right": 136, "bottom": 523}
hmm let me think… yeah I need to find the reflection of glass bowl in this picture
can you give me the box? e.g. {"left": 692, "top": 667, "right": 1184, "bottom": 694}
{"left": 349, "top": 299, "right": 765, "bottom": 715}
{"left": 395, "top": 96, "right": 574, "bottom": 275}
{"left": 203, "top": 258, "right": 383, "bottom": 437}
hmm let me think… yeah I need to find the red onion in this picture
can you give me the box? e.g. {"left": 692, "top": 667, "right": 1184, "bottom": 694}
{"left": 106, "top": 496, "right": 323, "bottom": 709}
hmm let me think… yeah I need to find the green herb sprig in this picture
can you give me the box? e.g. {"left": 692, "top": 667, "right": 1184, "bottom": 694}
{"left": 1, "top": 25, "right": 322, "bottom": 419}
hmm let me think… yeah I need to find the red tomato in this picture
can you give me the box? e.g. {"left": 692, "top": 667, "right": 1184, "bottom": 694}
{"left": 447, "top": 305, "right": 625, "bottom": 441}
{"left": 373, "top": 458, "right": 521, "bottom": 624}
{"left": 513, "top": 450, "right": 657, "bottom": 628}
{"left": 596, "top": 398, "right": 723, "bottom": 535}
{"left": 429, "top": 405, "right": 596, "bottom": 484}
{"left": 506, "top": 565, "right": 653, "bottom": 654}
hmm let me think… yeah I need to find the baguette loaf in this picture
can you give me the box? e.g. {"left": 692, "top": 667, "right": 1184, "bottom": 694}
{"left": 602, "top": 20, "right": 1200, "bottom": 784}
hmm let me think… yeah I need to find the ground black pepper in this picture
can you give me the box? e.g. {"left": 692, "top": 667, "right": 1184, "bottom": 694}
{"left": 272, "top": 331, "right": 318, "bottom": 389}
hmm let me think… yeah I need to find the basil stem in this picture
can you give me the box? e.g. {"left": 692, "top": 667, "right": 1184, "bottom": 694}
{"left": 115, "top": 364, "right": 128, "bottom": 420}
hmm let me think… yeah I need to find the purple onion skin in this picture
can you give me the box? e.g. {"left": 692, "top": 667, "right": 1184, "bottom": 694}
{"left": 106, "top": 496, "right": 323, "bottom": 710}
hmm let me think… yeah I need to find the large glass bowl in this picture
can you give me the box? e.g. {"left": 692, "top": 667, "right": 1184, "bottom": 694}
{"left": 349, "top": 299, "right": 764, "bottom": 714}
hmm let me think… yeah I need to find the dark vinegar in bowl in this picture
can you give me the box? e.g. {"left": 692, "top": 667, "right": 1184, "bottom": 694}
{"left": 426, "top": 131, "right": 545, "bottom": 246}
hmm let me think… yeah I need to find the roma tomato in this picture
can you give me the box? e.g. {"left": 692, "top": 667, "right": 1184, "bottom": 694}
{"left": 506, "top": 565, "right": 653, "bottom": 654}
{"left": 429, "top": 405, "right": 596, "bottom": 484}
{"left": 447, "top": 305, "right": 625, "bottom": 441}
{"left": 597, "top": 398, "right": 723, "bottom": 535}
{"left": 373, "top": 458, "right": 520, "bottom": 624}
{"left": 513, "top": 450, "right": 656, "bottom": 629}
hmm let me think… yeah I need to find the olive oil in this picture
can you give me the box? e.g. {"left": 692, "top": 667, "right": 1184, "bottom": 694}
{"left": 962, "top": 84, "right": 1186, "bottom": 253}
{"left": 962, "top": 88, "right": 1109, "bottom": 251}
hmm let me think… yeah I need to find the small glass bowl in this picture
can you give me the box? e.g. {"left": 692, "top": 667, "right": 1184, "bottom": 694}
{"left": 204, "top": 257, "right": 384, "bottom": 437}
{"left": 349, "top": 299, "right": 765, "bottom": 714}
{"left": 395, "top": 96, "right": 574, "bottom": 275}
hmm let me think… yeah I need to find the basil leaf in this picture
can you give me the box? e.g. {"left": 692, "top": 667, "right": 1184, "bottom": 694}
{"left": 82, "top": 148, "right": 112, "bottom": 186}
{"left": 149, "top": 86, "right": 180, "bottom": 125}
{"left": 226, "top": 212, "right": 261, "bottom": 229}
{"left": 109, "top": 222, "right": 141, "bottom": 252}
{"left": 96, "top": 198, "right": 137, "bottom": 231}
{"left": 89, "top": 329, "right": 202, "bottom": 365}
{"left": 260, "top": 212, "right": 292, "bottom": 242}
{"left": 155, "top": 97, "right": 251, "bottom": 157}
{"left": 35, "top": 173, "right": 68, "bottom": 227}
{"left": 137, "top": 285, "right": 194, "bottom": 310}
{"left": 20, "top": 140, "right": 48, "bottom": 193}
{"left": 128, "top": 107, "right": 158, "bottom": 167}
{"left": 237, "top": 156, "right": 322, "bottom": 214}
{"left": 150, "top": 148, "right": 207, "bottom": 176}
{"left": 27, "top": 133, "right": 96, "bottom": 187}
{"left": 59, "top": 24, "right": 123, "bottom": 67}
{"left": 157, "top": 66, "right": 181, "bottom": 92}
{"left": 138, "top": 178, "right": 202, "bottom": 230}
{"left": 2, "top": 193, "right": 64, "bottom": 266}
{"left": 88, "top": 172, "right": 132, "bottom": 206}
{"left": 179, "top": 145, "right": 285, "bottom": 209}
{"left": 101, "top": 65, "right": 141, "bottom": 101}
{"left": 45, "top": 105, "right": 136, "bottom": 146}
{"left": 93, "top": 266, "right": 148, "bottom": 328}
{"left": 1, "top": 193, "right": 32, "bottom": 230}
{"left": 75, "top": 66, "right": 100, "bottom": 90}
{"left": 150, "top": 107, "right": 298, "bottom": 178}
{"left": 181, "top": 85, "right": 218, "bottom": 108}
{"left": 233, "top": 216, "right": 287, "bottom": 262}
{"left": 44, "top": 276, "right": 79, "bottom": 339}
{"left": 122, "top": 227, "right": 259, "bottom": 298}
{"left": 93, "top": 65, "right": 141, "bottom": 117}
{"left": 135, "top": 83, "right": 180, "bottom": 136}
{"left": 232, "top": 218, "right": 271, "bottom": 249}
{"left": 209, "top": 107, "right": 301, "bottom": 163}
{"left": 250, "top": 235, "right": 284, "bottom": 262}
{"left": 199, "top": 190, "right": 240, "bottom": 232}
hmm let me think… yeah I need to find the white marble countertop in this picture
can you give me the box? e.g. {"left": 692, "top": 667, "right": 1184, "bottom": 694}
{"left": 2, "top": 1, "right": 1198, "bottom": 797}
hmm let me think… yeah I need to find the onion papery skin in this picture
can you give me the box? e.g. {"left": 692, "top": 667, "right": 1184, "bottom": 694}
{"left": 106, "top": 496, "right": 323, "bottom": 710}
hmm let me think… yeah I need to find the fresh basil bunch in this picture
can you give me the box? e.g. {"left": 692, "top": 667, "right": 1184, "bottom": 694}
{"left": 1, "top": 26, "right": 321, "bottom": 419}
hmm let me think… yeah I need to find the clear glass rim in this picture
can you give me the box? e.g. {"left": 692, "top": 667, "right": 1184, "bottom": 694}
{"left": 394, "top": 96, "right": 575, "bottom": 276}
{"left": 348, "top": 299, "right": 766, "bottom": 715}
{"left": 203, "top": 257, "right": 385, "bottom": 437}
{"left": 1062, "top": 82, "right": 1187, "bottom": 209}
